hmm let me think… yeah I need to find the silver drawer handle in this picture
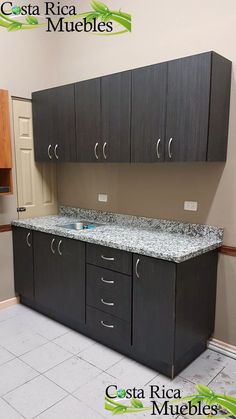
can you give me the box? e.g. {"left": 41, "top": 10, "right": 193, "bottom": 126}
{"left": 101, "top": 277, "right": 114, "bottom": 285}
{"left": 101, "top": 255, "right": 115, "bottom": 261}
{"left": 94, "top": 142, "right": 99, "bottom": 160}
{"left": 58, "top": 240, "right": 63, "bottom": 256}
{"left": 103, "top": 142, "right": 107, "bottom": 160}
{"left": 47, "top": 144, "right": 52, "bottom": 160}
{"left": 168, "top": 138, "right": 173, "bottom": 159}
{"left": 51, "top": 238, "right": 55, "bottom": 254}
{"left": 101, "top": 298, "right": 114, "bottom": 307}
{"left": 156, "top": 139, "right": 161, "bottom": 159}
{"left": 26, "top": 232, "right": 31, "bottom": 247}
{"left": 135, "top": 258, "right": 140, "bottom": 278}
{"left": 54, "top": 144, "right": 59, "bottom": 160}
{"left": 101, "top": 320, "right": 114, "bottom": 329}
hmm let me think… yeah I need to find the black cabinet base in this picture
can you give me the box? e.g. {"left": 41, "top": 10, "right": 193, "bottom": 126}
{"left": 20, "top": 296, "right": 209, "bottom": 379}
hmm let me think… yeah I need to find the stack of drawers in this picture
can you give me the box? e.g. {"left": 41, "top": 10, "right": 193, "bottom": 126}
{"left": 86, "top": 243, "right": 132, "bottom": 350}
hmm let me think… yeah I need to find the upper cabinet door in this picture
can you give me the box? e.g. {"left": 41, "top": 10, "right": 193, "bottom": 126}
{"left": 131, "top": 63, "right": 167, "bottom": 162}
{"left": 165, "top": 53, "right": 212, "bottom": 162}
{"left": 75, "top": 78, "right": 101, "bottom": 162}
{"left": 101, "top": 71, "right": 131, "bottom": 162}
{"left": 32, "top": 85, "right": 76, "bottom": 162}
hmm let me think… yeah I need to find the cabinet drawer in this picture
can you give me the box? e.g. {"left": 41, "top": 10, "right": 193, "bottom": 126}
{"left": 86, "top": 264, "right": 131, "bottom": 322}
{"left": 86, "top": 243, "right": 132, "bottom": 275}
{"left": 86, "top": 305, "right": 131, "bottom": 347}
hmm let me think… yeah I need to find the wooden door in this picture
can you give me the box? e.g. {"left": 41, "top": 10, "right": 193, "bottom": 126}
{"left": 131, "top": 63, "right": 167, "bottom": 162}
{"left": 13, "top": 227, "right": 34, "bottom": 301}
{"left": 75, "top": 78, "right": 101, "bottom": 162}
{"left": 13, "top": 99, "right": 57, "bottom": 219}
{"left": 133, "top": 254, "right": 176, "bottom": 366}
{"left": 101, "top": 71, "right": 131, "bottom": 162}
{"left": 165, "top": 52, "right": 211, "bottom": 161}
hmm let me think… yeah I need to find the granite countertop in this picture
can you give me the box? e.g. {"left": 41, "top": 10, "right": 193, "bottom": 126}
{"left": 12, "top": 207, "right": 224, "bottom": 263}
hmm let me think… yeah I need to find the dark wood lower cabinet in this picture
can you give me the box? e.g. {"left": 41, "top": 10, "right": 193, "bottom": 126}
{"left": 13, "top": 226, "right": 218, "bottom": 378}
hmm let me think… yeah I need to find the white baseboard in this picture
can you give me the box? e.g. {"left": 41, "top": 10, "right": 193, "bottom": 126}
{"left": 0, "top": 297, "right": 19, "bottom": 310}
{"left": 208, "top": 338, "right": 236, "bottom": 359}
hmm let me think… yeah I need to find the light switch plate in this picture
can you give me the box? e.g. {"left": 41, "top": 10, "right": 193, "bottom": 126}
{"left": 184, "top": 201, "right": 198, "bottom": 211}
{"left": 98, "top": 193, "right": 108, "bottom": 203}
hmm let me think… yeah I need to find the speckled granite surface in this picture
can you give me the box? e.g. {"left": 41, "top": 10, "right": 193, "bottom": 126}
{"left": 12, "top": 206, "right": 223, "bottom": 263}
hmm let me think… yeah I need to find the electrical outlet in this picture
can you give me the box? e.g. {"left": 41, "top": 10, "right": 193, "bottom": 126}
{"left": 184, "top": 201, "right": 198, "bottom": 211}
{"left": 98, "top": 193, "right": 108, "bottom": 203}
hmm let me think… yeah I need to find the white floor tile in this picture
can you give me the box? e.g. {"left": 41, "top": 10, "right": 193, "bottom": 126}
{"left": 37, "top": 395, "right": 103, "bottom": 419}
{"left": 79, "top": 342, "right": 123, "bottom": 371}
{"left": 147, "top": 374, "right": 196, "bottom": 401}
{"left": 19, "top": 310, "right": 70, "bottom": 340}
{"left": 210, "top": 356, "right": 236, "bottom": 396}
{"left": 107, "top": 357, "right": 158, "bottom": 387}
{"left": 0, "top": 398, "right": 23, "bottom": 418}
{"left": 179, "top": 349, "right": 229, "bottom": 384}
{"left": 0, "top": 345, "right": 14, "bottom": 366}
{"left": 0, "top": 328, "right": 48, "bottom": 356}
{"left": 0, "top": 358, "right": 38, "bottom": 397}
{"left": 45, "top": 356, "right": 102, "bottom": 393}
{"left": 0, "top": 304, "right": 29, "bottom": 323}
{"left": 53, "top": 330, "right": 95, "bottom": 354}
{"left": 4, "top": 375, "right": 67, "bottom": 419}
{"left": 20, "top": 342, "right": 72, "bottom": 373}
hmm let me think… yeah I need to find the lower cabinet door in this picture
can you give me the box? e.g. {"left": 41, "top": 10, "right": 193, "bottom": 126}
{"left": 13, "top": 226, "right": 34, "bottom": 301}
{"left": 34, "top": 232, "right": 85, "bottom": 325}
{"left": 132, "top": 255, "right": 176, "bottom": 367}
{"left": 86, "top": 305, "right": 131, "bottom": 350}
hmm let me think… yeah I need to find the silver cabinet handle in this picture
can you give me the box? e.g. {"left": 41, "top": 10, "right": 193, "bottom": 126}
{"left": 103, "top": 142, "right": 107, "bottom": 160}
{"left": 168, "top": 138, "right": 173, "bottom": 159}
{"left": 54, "top": 144, "right": 59, "bottom": 160}
{"left": 94, "top": 142, "right": 99, "bottom": 160}
{"left": 101, "top": 320, "right": 114, "bottom": 329}
{"left": 101, "top": 255, "right": 115, "bottom": 261}
{"left": 135, "top": 258, "right": 140, "bottom": 278}
{"left": 58, "top": 240, "right": 63, "bottom": 256}
{"left": 51, "top": 238, "right": 55, "bottom": 254}
{"left": 26, "top": 232, "right": 31, "bottom": 247}
{"left": 101, "top": 298, "right": 115, "bottom": 306}
{"left": 47, "top": 144, "right": 52, "bottom": 160}
{"left": 156, "top": 139, "right": 161, "bottom": 159}
{"left": 101, "top": 277, "right": 114, "bottom": 285}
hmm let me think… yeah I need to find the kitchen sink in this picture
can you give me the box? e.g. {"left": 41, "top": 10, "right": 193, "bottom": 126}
{"left": 57, "top": 220, "right": 103, "bottom": 231}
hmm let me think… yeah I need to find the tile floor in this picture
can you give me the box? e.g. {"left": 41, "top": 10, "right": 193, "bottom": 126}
{"left": 0, "top": 304, "right": 235, "bottom": 418}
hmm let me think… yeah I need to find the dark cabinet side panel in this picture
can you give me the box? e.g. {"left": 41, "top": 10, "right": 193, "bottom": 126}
{"left": 133, "top": 255, "right": 176, "bottom": 365}
{"left": 75, "top": 78, "right": 101, "bottom": 162}
{"left": 131, "top": 63, "right": 167, "bottom": 162}
{"left": 13, "top": 227, "right": 34, "bottom": 301}
{"left": 166, "top": 52, "right": 212, "bottom": 161}
{"left": 101, "top": 71, "right": 131, "bottom": 162}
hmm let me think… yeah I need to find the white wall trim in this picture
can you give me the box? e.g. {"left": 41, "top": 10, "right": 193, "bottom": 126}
{"left": 0, "top": 297, "right": 19, "bottom": 310}
{"left": 208, "top": 338, "right": 236, "bottom": 360}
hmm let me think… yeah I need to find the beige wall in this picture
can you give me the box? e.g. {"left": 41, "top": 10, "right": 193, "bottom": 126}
{"left": 56, "top": 0, "right": 236, "bottom": 345}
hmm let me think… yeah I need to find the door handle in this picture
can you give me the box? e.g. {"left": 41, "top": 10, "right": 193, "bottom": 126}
{"left": 168, "top": 138, "right": 173, "bottom": 159}
{"left": 103, "top": 142, "right": 107, "bottom": 160}
{"left": 101, "top": 255, "right": 115, "bottom": 261}
{"left": 54, "top": 144, "right": 59, "bottom": 160}
{"left": 101, "top": 320, "right": 114, "bottom": 329}
{"left": 101, "top": 298, "right": 115, "bottom": 306}
{"left": 156, "top": 139, "right": 161, "bottom": 159}
{"left": 94, "top": 142, "right": 99, "bottom": 160}
{"left": 51, "top": 238, "right": 55, "bottom": 254}
{"left": 26, "top": 232, "right": 31, "bottom": 247}
{"left": 17, "top": 207, "right": 26, "bottom": 213}
{"left": 48, "top": 144, "right": 52, "bottom": 160}
{"left": 58, "top": 240, "right": 63, "bottom": 256}
{"left": 101, "top": 277, "right": 114, "bottom": 285}
{"left": 135, "top": 258, "right": 140, "bottom": 278}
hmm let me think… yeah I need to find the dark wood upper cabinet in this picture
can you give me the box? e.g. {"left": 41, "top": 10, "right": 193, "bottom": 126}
{"left": 131, "top": 63, "right": 167, "bottom": 162}
{"left": 165, "top": 52, "right": 232, "bottom": 162}
{"left": 32, "top": 84, "right": 76, "bottom": 162}
{"left": 101, "top": 71, "right": 131, "bottom": 162}
{"left": 75, "top": 78, "right": 101, "bottom": 162}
